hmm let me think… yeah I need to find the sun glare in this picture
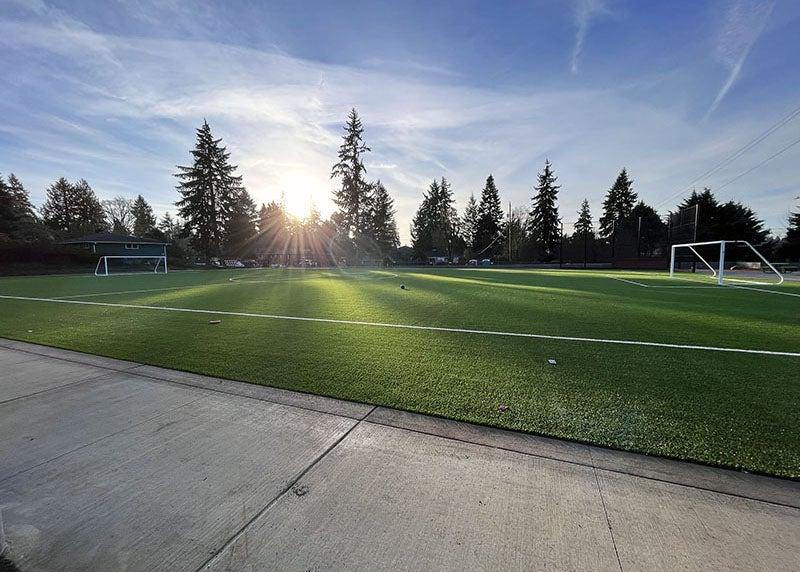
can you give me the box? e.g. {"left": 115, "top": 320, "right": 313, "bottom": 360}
{"left": 273, "top": 172, "right": 329, "bottom": 220}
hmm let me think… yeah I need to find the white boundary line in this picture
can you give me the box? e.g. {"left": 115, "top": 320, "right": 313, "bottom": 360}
{"left": 728, "top": 285, "right": 800, "bottom": 298}
{"left": 608, "top": 276, "right": 650, "bottom": 287}
{"left": 1, "top": 294, "right": 797, "bottom": 358}
{"left": 607, "top": 276, "right": 717, "bottom": 289}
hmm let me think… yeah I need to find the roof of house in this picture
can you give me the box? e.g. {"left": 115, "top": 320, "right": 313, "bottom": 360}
{"left": 61, "top": 232, "right": 168, "bottom": 246}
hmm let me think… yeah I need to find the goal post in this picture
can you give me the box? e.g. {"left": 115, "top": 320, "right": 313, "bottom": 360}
{"left": 95, "top": 255, "right": 168, "bottom": 276}
{"left": 669, "top": 240, "right": 783, "bottom": 286}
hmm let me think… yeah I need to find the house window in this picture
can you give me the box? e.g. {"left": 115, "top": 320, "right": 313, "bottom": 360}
{"left": 124, "top": 243, "right": 140, "bottom": 250}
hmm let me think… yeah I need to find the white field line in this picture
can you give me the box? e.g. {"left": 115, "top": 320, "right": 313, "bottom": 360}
{"left": 1, "top": 294, "right": 798, "bottom": 358}
{"left": 608, "top": 276, "right": 649, "bottom": 287}
{"left": 728, "top": 285, "right": 800, "bottom": 298}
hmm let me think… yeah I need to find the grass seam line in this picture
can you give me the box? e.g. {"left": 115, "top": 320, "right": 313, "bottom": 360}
{"left": 1, "top": 294, "right": 798, "bottom": 358}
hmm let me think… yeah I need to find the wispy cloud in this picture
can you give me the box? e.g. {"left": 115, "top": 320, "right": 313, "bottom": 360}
{"left": 570, "top": 0, "right": 610, "bottom": 74}
{"left": 706, "top": 0, "right": 774, "bottom": 118}
{"left": 1, "top": 1, "right": 797, "bottom": 241}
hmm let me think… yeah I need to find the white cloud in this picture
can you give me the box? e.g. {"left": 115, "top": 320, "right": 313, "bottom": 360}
{"left": 570, "top": 0, "right": 610, "bottom": 74}
{"left": 1, "top": 4, "right": 797, "bottom": 242}
{"left": 706, "top": 0, "right": 774, "bottom": 118}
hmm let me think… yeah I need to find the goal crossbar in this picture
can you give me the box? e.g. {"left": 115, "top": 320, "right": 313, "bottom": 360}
{"left": 669, "top": 240, "right": 783, "bottom": 286}
{"left": 95, "top": 255, "right": 168, "bottom": 276}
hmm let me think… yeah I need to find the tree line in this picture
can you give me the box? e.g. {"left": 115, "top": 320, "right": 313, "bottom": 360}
{"left": 409, "top": 157, "right": 796, "bottom": 262}
{"left": 2, "top": 107, "right": 799, "bottom": 265}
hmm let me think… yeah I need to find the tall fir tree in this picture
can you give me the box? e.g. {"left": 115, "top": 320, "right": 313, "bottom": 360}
{"left": 158, "top": 212, "right": 182, "bottom": 241}
{"left": 780, "top": 205, "right": 800, "bottom": 260}
{"left": 461, "top": 193, "right": 479, "bottom": 250}
{"left": 42, "top": 178, "right": 106, "bottom": 235}
{"left": 257, "top": 201, "right": 290, "bottom": 261}
{"left": 223, "top": 189, "right": 258, "bottom": 256}
{"left": 411, "top": 177, "right": 459, "bottom": 258}
{"left": 330, "top": 108, "right": 371, "bottom": 238}
{"left": 599, "top": 168, "right": 637, "bottom": 237}
{"left": 630, "top": 200, "right": 667, "bottom": 256}
{"left": 574, "top": 199, "right": 594, "bottom": 237}
{"left": 474, "top": 175, "right": 503, "bottom": 254}
{"left": 41, "top": 177, "right": 75, "bottom": 234}
{"left": 72, "top": 179, "right": 108, "bottom": 234}
{"left": 366, "top": 181, "right": 399, "bottom": 254}
{"left": 1, "top": 173, "right": 38, "bottom": 238}
{"left": 528, "top": 160, "right": 561, "bottom": 258}
{"left": 175, "top": 120, "right": 242, "bottom": 261}
{"left": 675, "top": 188, "right": 767, "bottom": 243}
{"left": 131, "top": 195, "right": 157, "bottom": 236}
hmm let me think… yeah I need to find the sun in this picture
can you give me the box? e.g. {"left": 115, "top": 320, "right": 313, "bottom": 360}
{"left": 275, "top": 171, "right": 329, "bottom": 220}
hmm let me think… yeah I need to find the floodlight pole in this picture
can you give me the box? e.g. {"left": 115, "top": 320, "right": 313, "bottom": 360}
{"left": 718, "top": 241, "right": 725, "bottom": 286}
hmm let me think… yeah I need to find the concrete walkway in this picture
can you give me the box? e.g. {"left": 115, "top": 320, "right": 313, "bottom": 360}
{"left": 1, "top": 339, "right": 798, "bottom": 571}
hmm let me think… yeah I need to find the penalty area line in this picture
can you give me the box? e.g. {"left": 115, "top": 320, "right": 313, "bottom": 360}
{"left": 1, "top": 294, "right": 798, "bottom": 358}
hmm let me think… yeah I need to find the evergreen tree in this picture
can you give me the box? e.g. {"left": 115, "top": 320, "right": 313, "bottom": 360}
{"left": 41, "top": 177, "right": 75, "bottom": 234}
{"left": 0, "top": 175, "right": 11, "bottom": 237}
{"left": 175, "top": 120, "right": 243, "bottom": 261}
{"left": 158, "top": 212, "right": 182, "bottom": 240}
{"left": 599, "top": 168, "right": 637, "bottom": 238}
{"left": 502, "top": 207, "right": 528, "bottom": 262}
{"left": 366, "top": 181, "right": 399, "bottom": 254}
{"left": 330, "top": 108, "right": 371, "bottom": 238}
{"left": 257, "top": 201, "right": 290, "bottom": 262}
{"left": 780, "top": 206, "right": 800, "bottom": 260}
{"left": 42, "top": 178, "right": 106, "bottom": 235}
{"left": 461, "top": 193, "right": 479, "bottom": 250}
{"left": 528, "top": 160, "right": 561, "bottom": 258}
{"left": 675, "top": 188, "right": 719, "bottom": 242}
{"left": 411, "top": 178, "right": 459, "bottom": 258}
{"left": 630, "top": 200, "right": 667, "bottom": 256}
{"left": 1, "top": 173, "right": 38, "bottom": 239}
{"left": 131, "top": 195, "right": 157, "bottom": 236}
{"left": 223, "top": 189, "right": 258, "bottom": 256}
{"left": 72, "top": 179, "right": 108, "bottom": 234}
{"left": 474, "top": 175, "right": 503, "bottom": 254}
{"left": 574, "top": 199, "right": 593, "bottom": 237}
{"left": 674, "top": 188, "right": 767, "bottom": 244}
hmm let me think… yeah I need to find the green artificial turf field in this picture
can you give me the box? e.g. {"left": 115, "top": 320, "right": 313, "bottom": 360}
{"left": 1, "top": 267, "right": 798, "bottom": 477}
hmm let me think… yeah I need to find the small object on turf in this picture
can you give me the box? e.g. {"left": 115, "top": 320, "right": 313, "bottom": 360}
{"left": 498, "top": 404, "right": 510, "bottom": 413}
{"left": 209, "top": 320, "right": 222, "bottom": 325}
{"left": 548, "top": 358, "right": 557, "bottom": 365}
{"left": 28, "top": 330, "right": 33, "bottom": 333}
{"left": 400, "top": 284, "right": 406, "bottom": 290}
{"left": 229, "top": 278, "right": 234, "bottom": 282}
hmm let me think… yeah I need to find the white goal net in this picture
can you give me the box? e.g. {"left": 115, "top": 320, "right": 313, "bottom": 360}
{"left": 95, "top": 255, "right": 168, "bottom": 276}
{"left": 669, "top": 240, "right": 783, "bottom": 286}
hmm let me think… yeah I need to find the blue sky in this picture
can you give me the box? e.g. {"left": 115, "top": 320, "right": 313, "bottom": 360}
{"left": 1, "top": 0, "right": 799, "bottom": 242}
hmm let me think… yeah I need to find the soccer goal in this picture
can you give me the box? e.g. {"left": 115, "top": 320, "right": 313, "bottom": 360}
{"left": 669, "top": 240, "right": 783, "bottom": 286}
{"left": 95, "top": 255, "right": 168, "bottom": 276}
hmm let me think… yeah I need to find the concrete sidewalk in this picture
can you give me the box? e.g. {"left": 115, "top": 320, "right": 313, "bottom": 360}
{"left": 1, "top": 339, "right": 798, "bottom": 571}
